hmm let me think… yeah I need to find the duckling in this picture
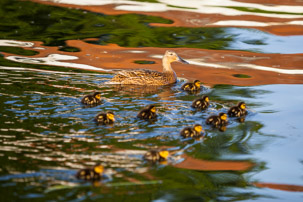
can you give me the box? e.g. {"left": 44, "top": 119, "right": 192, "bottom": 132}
{"left": 181, "top": 80, "right": 201, "bottom": 92}
{"left": 206, "top": 112, "right": 228, "bottom": 128}
{"left": 180, "top": 124, "right": 204, "bottom": 138}
{"left": 143, "top": 150, "right": 169, "bottom": 163}
{"left": 81, "top": 92, "right": 102, "bottom": 106}
{"left": 76, "top": 164, "right": 104, "bottom": 181}
{"left": 228, "top": 102, "right": 247, "bottom": 117}
{"left": 191, "top": 95, "right": 209, "bottom": 110}
{"left": 94, "top": 111, "right": 115, "bottom": 125}
{"left": 137, "top": 105, "right": 157, "bottom": 120}
{"left": 106, "top": 50, "right": 188, "bottom": 85}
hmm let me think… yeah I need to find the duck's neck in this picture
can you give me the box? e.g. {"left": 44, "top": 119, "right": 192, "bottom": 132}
{"left": 162, "top": 58, "right": 174, "bottom": 74}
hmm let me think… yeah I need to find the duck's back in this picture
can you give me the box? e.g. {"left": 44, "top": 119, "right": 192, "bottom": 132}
{"left": 107, "top": 69, "right": 176, "bottom": 85}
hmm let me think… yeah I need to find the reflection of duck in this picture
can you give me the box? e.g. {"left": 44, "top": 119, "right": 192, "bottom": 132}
{"left": 106, "top": 50, "right": 188, "bottom": 85}
{"left": 191, "top": 95, "right": 209, "bottom": 110}
{"left": 137, "top": 105, "right": 157, "bottom": 120}
{"left": 81, "top": 92, "right": 102, "bottom": 105}
{"left": 206, "top": 112, "right": 228, "bottom": 128}
{"left": 76, "top": 164, "right": 104, "bottom": 181}
{"left": 94, "top": 111, "right": 115, "bottom": 125}
{"left": 144, "top": 150, "right": 169, "bottom": 162}
{"left": 228, "top": 102, "right": 247, "bottom": 117}
{"left": 181, "top": 80, "right": 201, "bottom": 92}
{"left": 180, "top": 124, "right": 204, "bottom": 138}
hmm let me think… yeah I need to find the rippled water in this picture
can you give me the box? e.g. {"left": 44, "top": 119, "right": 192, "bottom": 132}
{"left": 0, "top": 66, "right": 302, "bottom": 201}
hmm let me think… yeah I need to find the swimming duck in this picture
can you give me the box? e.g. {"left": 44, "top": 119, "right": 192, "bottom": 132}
{"left": 106, "top": 50, "right": 188, "bottom": 85}
{"left": 137, "top": 105, "right": 157, "bottom": 120}
{"left": 76, "top": 164, "right": 104, "bottom": 181}
{"left": 228, "top": 102, "right": 247, "bottom": 117}
{"left": 81, "top": 92, "right": 102, "bottom": 105}
{"left": 180, "top": 124, "right": 204, "bottom": 138}
{"left": 191, "top": 95, "right": 209, "bottom": 110}
{"left": 206, "top": 112, "right": 228, "bottom": 128}
{"left": 94, "top": 111, "right": 115, "bottom": 125}
{"left": 143, "top": 150, "right": 169, "bottom": 163}
{"left": 181, "top": 80, "right": 201, "bottom": 92}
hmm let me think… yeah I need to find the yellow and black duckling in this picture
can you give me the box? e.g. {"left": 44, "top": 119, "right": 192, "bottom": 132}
{"left": 181, "top": 80, "right": 201, "bottom": 92}
{"left": 106, "top": 50, "right": 188, "bottom": 85}
{"left": 143, "top": 150, "right": 169, "bottom": 163}
{"left": 81, "top": 92, "right": 102, "bottom": 106}
{"left": 180, "top": 124, "right": 204, "bottom": 138}
{"left": 228, "top": 102, "right": 247, "bottom": 117}
{"left": 191, "top": 95, "right": 209, "bottom": 110}
{"left": 76, "top": 164, "right": 104, "bottom": 181}
{"left": 137, "top": 105, "right": 157, "bottom": 120}
{"left": 94, "top": 111, "right": 115, "bottom": 125}
{"left": 206, "top": 112, "right": 228, "bottom": 128}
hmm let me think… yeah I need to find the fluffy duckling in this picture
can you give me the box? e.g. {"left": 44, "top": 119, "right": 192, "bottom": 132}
{"left": 143, "top": 150, "right": 169, "bottom": 163}
{"left": 228, "top": 102, "right": 247, "bottom": 117}
{"left": 181, "top": 80, "right": 201, "bottom": 92}
{"left": 180, "top": 124, "right": 204, "bottom": 138}
{"left": 206, "top": 112, "right": 228, "bottom": 128}
{"left": 76, "top": 164, "right": 104, "bottom": 181}
{"left": 81, "top": 92, "right": 102, "bottom": 106}
{"left": 94, "top": 111, "right": 115, "bottom": 125}
{"left": 191, "top": 95, "right": 209, "bottom": 110}
{"left": 137, "top": 105, "right": 157, "bottom": 120}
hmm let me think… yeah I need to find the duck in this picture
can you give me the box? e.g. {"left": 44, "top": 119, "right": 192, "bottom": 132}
{"left": 81, "top": 92, "right": 102, "bottom": 106}
{"left": 181, "top": 80, "right": 201, "bottom": 92}
{"left": 191, "top": 95, "right": 209, "bottom": 110}
{"left": 94, "top": 111, "right": 115, "bottom": 125}
{"left": 143, "top": 150, "right": 169, "bottom": 163}
{"left": 206, "top": 112, "right": 228, "bottom": 128}
{"left": 76, "top": 164, "right": 104, "bottom": 181}
{"left": 106, "top": 50, "right": 188, "bottom": 85}
{"left": 180, "top": 124, "right": 204, "bottom": 138}
{"left": 137, "top": 105, "right": 157, "bottom": 120}
{"left": 228, "top": 102, "right": 247, "bottom": 117}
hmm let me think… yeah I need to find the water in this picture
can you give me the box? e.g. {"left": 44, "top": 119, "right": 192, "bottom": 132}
{"left": 0, "top": 0, "right": 303, "bottom": 201}
{"left": 0, "top": 66, "right": 302, "bottom": 201}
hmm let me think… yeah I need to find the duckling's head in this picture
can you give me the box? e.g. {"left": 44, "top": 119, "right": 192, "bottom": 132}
{"left": 193, "top": 124, "right": 203, "bottom": 133}
{"left": 106, "top": 111, "right": 115, "bottom": 122}
{"left": 93, "top": 92, "right": 101, "bottom": 100}
{"left": 159, "top": 150, "right": 169, "bottom": 159}
{"left": 164, "top": 50, "right": 189, "bottom": 64}
{"left": 93, "top": 164, "right": 104, "bottom": 174}
{"left": 148, "top": 105, "right": 156, "bottom": 113}
{"left": 194, "top": 80, "right": 201, "bottom": 88}
{"left": 238, "top": 102, "right": 246, "bottom": 110}
{"left": 219, "top": 112, "right": 227, "bottom": 121}
{"left": 202, "top": 95, "right": 209, "bottom": 102}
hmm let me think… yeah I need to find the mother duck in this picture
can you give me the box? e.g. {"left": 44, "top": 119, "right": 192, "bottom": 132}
{"left": 106, "top": 50, "right": 189, "bottom": 85}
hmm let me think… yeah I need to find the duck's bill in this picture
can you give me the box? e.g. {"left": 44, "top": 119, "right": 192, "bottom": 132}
{"left": 178, "top": 56, "right": 189, "bottom": 64}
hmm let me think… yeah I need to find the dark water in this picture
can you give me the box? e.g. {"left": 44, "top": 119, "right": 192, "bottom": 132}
{"left": 0, "top": 66, "right": 302, "bottom": 201}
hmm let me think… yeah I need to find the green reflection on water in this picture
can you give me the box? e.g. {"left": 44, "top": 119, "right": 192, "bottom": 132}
{"left": 0, "top": 0, "right": 231, "bottom": 50}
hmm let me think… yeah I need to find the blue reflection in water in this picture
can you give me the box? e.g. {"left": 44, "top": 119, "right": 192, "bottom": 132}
{"left": 227, "top": 28, "right": 303, "bottom": 53}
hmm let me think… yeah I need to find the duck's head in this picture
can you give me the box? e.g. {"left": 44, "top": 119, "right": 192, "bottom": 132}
{"left": 164, "top": 50, "right": 189, "bottom": 64}
{"left": 238, "top": 102, "right": 246, "bottom": 110}
{"left": 93, "top": 92, "right": 101, "bottom": 100}
{"left": 219, "top": 112, "right": 227, "bottom": 121}
{"left": 193, "top": 80, "right": 201, "bottom": 88}
{"left": 148, "top": 105, "right": 156, "bottom": 113}
{"left": 106, "top": 111, "right": 115, "bottom": 122}
{"left": 202, "top": 95, "right": 209, "bottom": 102}
{"left": 93, "top": 164, "right": 104, "bottom": 174}
{"left": 159, "top": 150, "right": 169, "bottom": 159}
{"left": 193, "top": 124, "right": 203, "bottom": 133}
